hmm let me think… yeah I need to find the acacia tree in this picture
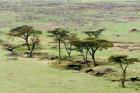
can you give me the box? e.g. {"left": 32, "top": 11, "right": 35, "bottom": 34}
{"left": 84, "top": 29, "right": 105, "bottom": 38}
{"left": 72, "top": 40, "right": 90, "bottom": 67}
{"left": 72, "top": 38, "right": 113, "bottom": 67}
{"left": 109, "top": 55, "right": 139, "bottom": 88}
{"left": 85, "top": 38, "right": 113, "bottom": 66}
{"left": 9, "top": 25, "right": 33, "bottom": 51}
{"left": 62, "top": 33, "right": 78, "bottom": 61}
{"left": 48, "top": 28, "right": 69, "bottom": 64}
{"left": 9, "top": 25, "right": 42, "bottom": 57}
{"left": 29, "top": 30, "right": 42, "bottom": 57}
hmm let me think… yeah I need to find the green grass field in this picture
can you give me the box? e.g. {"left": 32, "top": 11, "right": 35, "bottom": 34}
{"left": 0, "top": 0, "right": 140, "bottom": 93}
{"left": 0, "top": 58, "right": 139, "bottom": 93}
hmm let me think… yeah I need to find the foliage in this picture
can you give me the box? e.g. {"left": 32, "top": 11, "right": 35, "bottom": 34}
{"left": 84, "top": 29, "right": 105, "bottom": 38}
{"left": 9, "top": 25, "right": 42, "bottom": 57}
{"left": 48, "top": 28, "right": 69, "bottom": 42}
{"left": 29, "top": 36, "right": 40, "bottom": 57}
{"left": 9, "top": 25, "right": 34, "bottom": 51}
{"left": 87, "top": 38, "right": 113, "bottom": 66}
{"left": 28, "top": 30, "right": 42, "bottom": 57}
{"left": 109, "top": 55, "right": 139, "bottom": 88}
{"left": 48, "top": 28, "right": 69, "bottom": 63}
{"left": 73, "top": 38, "right": 113, "bottom": 66}
{"left": 62, "top": 33, "right": 79, "bottom": 61}
{"left": 72, "top": 39, "right": 91, "bottom": 67}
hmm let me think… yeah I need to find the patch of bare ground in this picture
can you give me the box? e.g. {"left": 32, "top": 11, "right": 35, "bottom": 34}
{"left": 1, "top": 1, "right": 140, "bottom": 29}
{"left": 85, "top": 66, "right": 116, "bottom": 76}
{"left": 113, "top": 41, "right": 140, "bottom": 52}
{"left": 33, "top": 22, "right": 63, "bottom": 31}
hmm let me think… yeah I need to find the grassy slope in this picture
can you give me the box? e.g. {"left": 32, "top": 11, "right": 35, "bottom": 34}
{"left": 0, "top": 49, "right": 139, "bottom": 93}
{"left": 0, "top": 60, "right": 139, "bottom": 93}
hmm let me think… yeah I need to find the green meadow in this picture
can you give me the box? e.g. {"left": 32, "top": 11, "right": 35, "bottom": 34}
{"left": 0, "top": 0, "right": 139, "bottom": 93}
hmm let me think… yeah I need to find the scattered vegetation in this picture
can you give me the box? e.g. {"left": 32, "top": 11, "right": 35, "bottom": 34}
{"left": 0, "top": 0, "right": 139, "bottom": 93}
{"left": 8, "top": 25, "right": 42, "bottom": 57}
{"left": 48, "top": 28, "right": 69, "bottom": 63}
{"left": 109, "top": 55, "right": 139, "bottom": 88}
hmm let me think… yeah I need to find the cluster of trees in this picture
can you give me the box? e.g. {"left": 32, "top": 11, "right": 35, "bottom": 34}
{"left": 48, "top": 28, "right": 113, "bottom": 67}
{"left": 2, "top": 25, "right": 139, "bottom": 88}
{"left": 47, "top": 28, "right": 139, "bottom": 88}
{"left": 8, "top": 25, "right": 42, "bottom": 57}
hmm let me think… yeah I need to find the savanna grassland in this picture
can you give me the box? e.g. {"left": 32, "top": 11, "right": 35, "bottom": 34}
{"left": 0, "top": 0, "right": 140, "bottom": 93}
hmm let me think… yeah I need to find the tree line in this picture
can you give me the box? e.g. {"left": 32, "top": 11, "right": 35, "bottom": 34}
{"left": 0, "top": 25, "right": 139, "bottom": 88}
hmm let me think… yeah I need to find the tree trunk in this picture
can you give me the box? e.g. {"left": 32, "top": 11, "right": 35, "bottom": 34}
{"left": 88, "top": 48, "right": 98, "bottom": 67}
{"left": 68, "top": 52, "right": 71, "bottom": 61}
{"left": 67, "top": 44, "right": 72, "bottom": 62}
{"left": 85, "top": 49, "right": 90, "bottom": 67}
{"left": 64, "top": 43, "right": 71, "bottom": 62}
{"left": 58, "top": 40, "right": 61, "bottom": 64}
{"left": 91, "top": 53, "right": 97, "bottom": 66}
{"left": 81, "top": 51, "right": 86, "bottom": 62}
{"left": 25, "top": 38, "right": 30, "bottom": 51}
{"left": 29, "top": 43, "right": 35, "bottom": 57}
{"left": 121, "top": 70, "right": 126, "bottom": 88}
{"left": 80, "top": 50, "right": 89, "bottom": 67}
{"left": 90, "top": 48, "right": 97, "bottom": 66}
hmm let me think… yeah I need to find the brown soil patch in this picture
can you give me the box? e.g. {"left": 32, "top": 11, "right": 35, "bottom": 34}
{"left": 113, "top": 41, "right": 140, "bottom": 52}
